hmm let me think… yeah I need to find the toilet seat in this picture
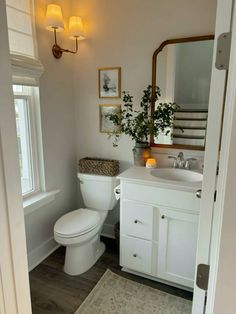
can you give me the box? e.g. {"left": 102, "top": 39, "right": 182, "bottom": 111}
{"left": 54, "top": 208, "right": 100, "bottom": 238}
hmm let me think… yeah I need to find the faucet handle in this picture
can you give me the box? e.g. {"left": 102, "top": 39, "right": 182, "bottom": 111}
{"left": 185, "top": 158, "right": 197, "bottom": 169}
{"left": 168, "top": 156, "right": 178, "bottom": 168}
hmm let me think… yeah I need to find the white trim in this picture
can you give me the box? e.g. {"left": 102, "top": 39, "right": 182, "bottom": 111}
{"left": 32, "top": 87, "right": 46, "bottom": 191}
{"left": 101, "top": 223, "right": 116, "bottom": 239}
{"left": 0, "top": 1, "right": 32, "bottom": 312}
{"left": 11, "top": 54, "right": 44, "bottom": 86}
{"left": 23, "top": 189, "right": 60, "bottom": 215}
{"left": 28, "top": 237, "right": 60, "bottom": 272}
{"left": 14, "top": 85, "right": 47, "bottom": 200}
{"left": 14, "top": 87, "right": 40, "bottom": 197}
{"left": 192, "top": 0, "right": 233, "bottom": 312}
{"left": 27, "top": 92, "right": 41, "bottom": 196}
{"left": 0, "top": 132, "right": 18, "bottom": 314}
{"left": 15, "top": 93, "right": 38, "bottom": 197}
{"left": 206, "top": 1, "right": 236, "bottom": 312}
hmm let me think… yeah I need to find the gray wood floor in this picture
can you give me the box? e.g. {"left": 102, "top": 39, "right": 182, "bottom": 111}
{"left": 29, "top": 237, "right": 192, "bottom": 314}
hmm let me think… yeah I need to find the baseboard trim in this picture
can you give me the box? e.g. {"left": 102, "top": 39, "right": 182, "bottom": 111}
{"left": 28, "top": 236, "right": 60, "bottom": 272}
{"left": 101, "top": 223, "right": 115, "bottom": 239}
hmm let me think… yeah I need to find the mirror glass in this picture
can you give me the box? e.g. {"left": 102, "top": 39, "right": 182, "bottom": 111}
{"left": 152, "top": 37, "right": 214, "bottom": 149}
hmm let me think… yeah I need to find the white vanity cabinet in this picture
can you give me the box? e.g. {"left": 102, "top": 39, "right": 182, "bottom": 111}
{"left": 119, "top": 167, "right": 201, "bottom": 290}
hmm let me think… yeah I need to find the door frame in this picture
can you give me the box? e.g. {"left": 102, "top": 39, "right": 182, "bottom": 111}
{"left": 205, "top": 0, "right": 236, "bottom": 311}
{"left": 192, "top": 0, "right": 236, "bottom": 312}
{"left": 0, "top": 1, "right": 32, "bottom": 313}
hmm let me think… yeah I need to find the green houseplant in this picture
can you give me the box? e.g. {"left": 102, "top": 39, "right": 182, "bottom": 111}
{"left": 107, "top": 85, "right": 179, "bottom": 165}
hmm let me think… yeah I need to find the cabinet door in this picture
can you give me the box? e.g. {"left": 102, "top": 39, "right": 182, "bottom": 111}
{"left": 157, "top": 208, "right": 199, "bottom": 288}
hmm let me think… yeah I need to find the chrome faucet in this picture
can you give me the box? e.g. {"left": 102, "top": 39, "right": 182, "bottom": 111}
{"left": 168, "top": 152, "right": 196, "bottom": 169}
{"left": 177, "top": 152, "right": 185, "bottom": 168}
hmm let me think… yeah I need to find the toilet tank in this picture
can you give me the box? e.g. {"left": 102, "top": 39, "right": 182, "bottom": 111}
{"left": 77, "top": 173, "right": 119, "bottom": 211}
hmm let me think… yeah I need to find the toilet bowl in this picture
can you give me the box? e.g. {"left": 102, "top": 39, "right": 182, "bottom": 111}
{"left": 54, "top": 173, "right": 119, "bottom": 275}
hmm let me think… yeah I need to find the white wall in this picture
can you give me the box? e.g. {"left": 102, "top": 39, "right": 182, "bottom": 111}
{"left": 72, "top": 0, "right": 217, "bottom": 232}
{"left": 25, "top": 0, "right": 78, "bottom": 268}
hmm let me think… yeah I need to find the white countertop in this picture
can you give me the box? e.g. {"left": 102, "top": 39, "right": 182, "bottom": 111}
{"left": 118, "top": 166, "right": 202, "bottom": 192}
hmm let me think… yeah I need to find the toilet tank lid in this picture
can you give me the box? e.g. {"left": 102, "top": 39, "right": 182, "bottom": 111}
{"left": 77, "top": 172, "right": 118, "bottom": 182}
{"left": 54, "top": 208, "right": 100, "bottom": 237}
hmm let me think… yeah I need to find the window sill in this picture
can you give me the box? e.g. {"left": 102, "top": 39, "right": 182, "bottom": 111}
{"left": 23, "top": 189, "right": 60, "bottom": 216}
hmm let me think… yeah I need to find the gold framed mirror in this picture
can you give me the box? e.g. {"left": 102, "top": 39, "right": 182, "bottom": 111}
{"left": 150, "top": 35, "right": 214, "bottom": 150}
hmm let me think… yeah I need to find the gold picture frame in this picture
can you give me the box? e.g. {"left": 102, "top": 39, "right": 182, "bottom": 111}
{"left": 99, "top": 104, "right": 121, "bottom": 133}
{"left": 98, "top": 67, "right": 121, "bottom": 98}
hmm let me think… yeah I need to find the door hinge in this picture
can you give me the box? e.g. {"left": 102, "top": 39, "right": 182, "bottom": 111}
{"left": 196, "top": 264, "right": 210, "bottom": 291}
{"left": 215, "top": 32, "right": 231, "bottom": 70}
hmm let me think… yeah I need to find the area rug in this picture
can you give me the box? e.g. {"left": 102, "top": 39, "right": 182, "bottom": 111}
{"left": 74, "top": 269, "right": 192, "bottom": 314}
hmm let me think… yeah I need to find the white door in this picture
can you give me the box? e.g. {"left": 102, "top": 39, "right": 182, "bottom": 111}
{"left": 192, "top": 0, "right": 234, "bottom": 312}
{"left": 0, "top": 1, "right": 32, "bottom": 313}
{"left": 158, "top": 208, "right": 199, "bottom": 288}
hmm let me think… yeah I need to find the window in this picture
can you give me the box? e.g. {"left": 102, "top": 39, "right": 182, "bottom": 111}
{"left": 6, "top": 1, "right": 46, "bottom": 202}
{"left": 13, "top": 85, "right": 40, "bottom": 197}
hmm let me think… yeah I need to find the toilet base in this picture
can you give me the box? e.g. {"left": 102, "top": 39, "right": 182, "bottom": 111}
{"left": 63, "top": 235, "right": 105, "bottom": 276}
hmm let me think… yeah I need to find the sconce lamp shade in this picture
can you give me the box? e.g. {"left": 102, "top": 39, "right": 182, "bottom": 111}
{"left": 45, "top": 4, "right": 64, "bottom": 32}
{"left": 69, "top": 16, "right": 85, "bottom": 39}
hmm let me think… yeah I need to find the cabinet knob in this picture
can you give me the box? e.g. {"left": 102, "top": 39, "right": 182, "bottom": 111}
{"left": 133, "top": 254, "right": 137, "bottom": 258}
{"left": 134, "top": 219, "right": 141, "bottom": 224}
{"left": 161, "top": 215, "right": 165, "bottom": 219}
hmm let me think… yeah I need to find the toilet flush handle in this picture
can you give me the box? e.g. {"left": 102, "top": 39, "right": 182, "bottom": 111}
{"left": 196, "top": 189, "right": 202, "bottom": 199}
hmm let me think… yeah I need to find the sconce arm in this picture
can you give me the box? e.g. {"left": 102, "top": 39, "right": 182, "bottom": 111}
{"left": 52, "top": 29, "right": 79, "bottom": 59}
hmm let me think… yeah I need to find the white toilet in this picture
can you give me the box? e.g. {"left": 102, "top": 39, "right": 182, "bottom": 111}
{"left": 54, "top": 172, "right": 119, "bottom": 276}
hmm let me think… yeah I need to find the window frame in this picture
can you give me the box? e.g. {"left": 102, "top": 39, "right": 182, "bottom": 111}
{"left": 13, "top": 86, "right": 41, "bottom": 198}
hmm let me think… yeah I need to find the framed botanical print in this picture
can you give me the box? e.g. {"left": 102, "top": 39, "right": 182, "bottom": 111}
{"left": 99, "top": 104, "right": 121, "bottom": 133}
{"left": 98, "top": 67, "right": 121, "bottom": 98}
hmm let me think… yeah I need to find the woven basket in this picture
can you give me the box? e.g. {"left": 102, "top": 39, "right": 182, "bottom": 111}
{"left": 78, "top": 157, "right": 119, "bottom": 176}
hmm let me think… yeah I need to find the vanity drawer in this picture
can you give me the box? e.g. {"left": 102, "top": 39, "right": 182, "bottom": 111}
{"left": 120, "top": 235, "right": 152, "bottom": 274}
{"left": 121, "top": 200, "right": 153, "bottom": 240}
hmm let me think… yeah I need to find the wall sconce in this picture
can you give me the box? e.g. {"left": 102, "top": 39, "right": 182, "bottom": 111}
{"left": 45, "top": 4, "right": 85, "bottom": 59}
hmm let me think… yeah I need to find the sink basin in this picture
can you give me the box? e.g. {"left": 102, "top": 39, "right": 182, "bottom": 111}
{"left": 150, "top": 168, "right": 203, "bottom": 183}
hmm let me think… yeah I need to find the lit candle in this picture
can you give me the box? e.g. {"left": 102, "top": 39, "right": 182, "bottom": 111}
{"left": 146, "top": 158, "right": 157, "bottom": 168}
